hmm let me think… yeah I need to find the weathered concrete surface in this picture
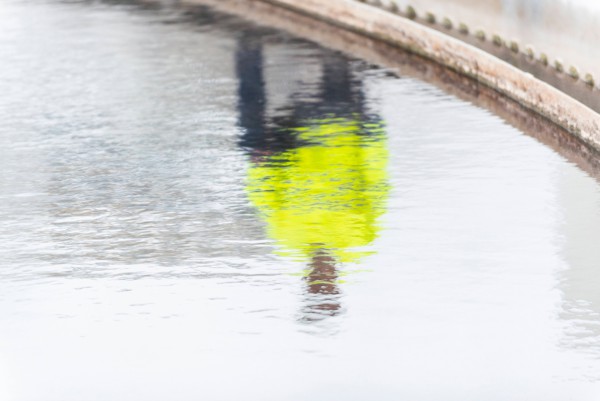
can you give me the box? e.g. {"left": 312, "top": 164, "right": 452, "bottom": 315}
{"left": 384, "top": 0, "right": 600, "bottom": 82}
{"left": 374, "top": 0, "right": 600, "bottom": 113}
{"left": 252, "top": 0, "right": 600, "bottom": 153}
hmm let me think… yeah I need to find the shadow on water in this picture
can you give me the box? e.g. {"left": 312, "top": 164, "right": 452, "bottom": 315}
{"left": 235, "top": 34, "right": 390, "bottom": 324}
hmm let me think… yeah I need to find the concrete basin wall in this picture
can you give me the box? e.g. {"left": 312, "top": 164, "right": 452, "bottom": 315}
{"left": 372, "top": 0, "right": 600, "bottom": 113}
{"left": 382, "top": 0, "right": 600, "bottom": 83}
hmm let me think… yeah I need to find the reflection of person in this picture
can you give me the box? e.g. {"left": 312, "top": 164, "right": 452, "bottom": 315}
{"left": 235, "top": 35, "right": 388, "bottom": 321}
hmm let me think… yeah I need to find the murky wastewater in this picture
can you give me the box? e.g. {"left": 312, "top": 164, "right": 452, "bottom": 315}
{"left": 2, "top": 0, "right": 600, "bottom": 400}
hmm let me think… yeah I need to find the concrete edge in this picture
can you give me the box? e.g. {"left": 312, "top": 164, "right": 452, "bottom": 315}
{"left": 256, "top": 0, "right": 600, "bottom": 152}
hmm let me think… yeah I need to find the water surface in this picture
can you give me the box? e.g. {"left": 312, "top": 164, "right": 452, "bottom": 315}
{"left": 1, "top": 1, "right": 600, "bottom": 400}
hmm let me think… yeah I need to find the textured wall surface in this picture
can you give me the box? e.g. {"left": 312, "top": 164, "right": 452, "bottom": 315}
{"left": 381, "top": 0, "right": 600, "bottom": 82}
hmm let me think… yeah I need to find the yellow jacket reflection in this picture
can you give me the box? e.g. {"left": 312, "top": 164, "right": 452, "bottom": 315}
{"left": 247, "top": 117, "right": 389, "bottom": 263}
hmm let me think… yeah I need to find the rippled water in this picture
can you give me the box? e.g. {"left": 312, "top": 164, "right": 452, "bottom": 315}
{"left": 2, "top": 0, "right": 600, "bottom": 400}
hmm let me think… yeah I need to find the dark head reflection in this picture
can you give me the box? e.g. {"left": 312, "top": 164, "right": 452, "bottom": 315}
{"left": 236, "top": 35, "right": 389, "bottom": 324}
{"left": 302, "top": 248, "right": 341, "bottom": 322}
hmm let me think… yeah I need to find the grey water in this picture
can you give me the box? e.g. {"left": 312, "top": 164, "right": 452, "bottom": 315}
{"left": 1, "top": 0, "right": 600, "bottom": 400}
